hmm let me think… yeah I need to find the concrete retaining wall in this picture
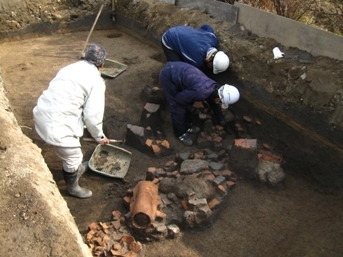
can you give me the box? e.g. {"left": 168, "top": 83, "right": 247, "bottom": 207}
{"left": 175, "top": 0, "right": 343, "bottom": 61}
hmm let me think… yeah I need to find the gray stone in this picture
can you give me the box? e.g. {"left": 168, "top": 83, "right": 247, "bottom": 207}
{"left": 159, "top": 177, "right": 176, "bottom": 194}
{"left": 257, "top": 161, "right": 285, "bottom": 186}
{"left": 144, "top": 102, "right": 160, "bottom": 113}
{"left": 127, "top": 124, "right": 144, "bottom": 136}
{"left": 207, "top": 152, "right": 219, "bottom": 161}
{"left": 188, "top": 197, "right": 208, "bottom": 209}
{"left": 167, "top": 224, "right": 180, "bottom": 238}
{"left": 167, "top": 192, "right": 179, "bottom": 203}
{"left": 209, "top": 161, "right": 224, "bottom": 171}
{"left": 213, "top": 175, "right": 226, "bottom": 186}
{"left": 183, "top": 210, "right": 196, "bottom": 228}
{"left": 180, "top": 159, "right": 209, "bottom": 174}
{"left": 179, "top": 151, "right": 191, "bottom": 161}
{"left": 173, "top": 177, "right": 215, "bottom": 200}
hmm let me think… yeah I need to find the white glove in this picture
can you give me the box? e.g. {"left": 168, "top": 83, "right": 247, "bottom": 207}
{"left": 273, "top": 47, "right": 284, "bottom": 59}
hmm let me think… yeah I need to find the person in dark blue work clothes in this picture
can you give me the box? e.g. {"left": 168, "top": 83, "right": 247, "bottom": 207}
{"left": 159, "top": 62, "right": 240, "bottom": 146}
{"left": 161, "top": 24, "right": 230, "bottom": 75}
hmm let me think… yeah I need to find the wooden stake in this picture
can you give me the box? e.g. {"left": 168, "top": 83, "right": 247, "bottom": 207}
{"left": 80, "top": 4, "right": 104, "bottom": 57}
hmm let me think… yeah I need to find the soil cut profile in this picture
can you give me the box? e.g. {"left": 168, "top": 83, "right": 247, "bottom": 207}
{"left": 1, "top": 24, "right": 343, "bottom": 256}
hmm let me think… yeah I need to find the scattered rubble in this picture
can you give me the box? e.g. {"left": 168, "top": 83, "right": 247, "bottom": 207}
{"left": 85, "top": 214, "right": 143, "bottom": 257}
{"left": 84, "top": 87, "right": 286, "bottom": 255}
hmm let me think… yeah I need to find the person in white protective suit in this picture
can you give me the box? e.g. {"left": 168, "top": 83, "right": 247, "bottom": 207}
{"left": 33, "top": 43, "right": 110, "bottom": 199}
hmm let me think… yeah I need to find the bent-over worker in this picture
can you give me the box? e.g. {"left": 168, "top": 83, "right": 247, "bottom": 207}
{"left": 159, "top": 61, "right": 240, "bottom": 146}
{"left": 33, "top": 43, "right": 110, "bottom": 199}
{"left": 161, "top": 24, "right": 230, "bottom": 75}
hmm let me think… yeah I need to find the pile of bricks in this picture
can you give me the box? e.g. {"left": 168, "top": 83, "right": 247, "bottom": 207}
{"left": 125, "top": 87, "right": 174, "bottom": 158}
{"left": 84, "top": 211, "right": 142, "bottom": 256}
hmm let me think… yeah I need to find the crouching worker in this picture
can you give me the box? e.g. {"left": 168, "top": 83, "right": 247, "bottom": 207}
{"left": 161, "top": 24, "right": 230, "bottom": 75}
{"left": 33, "top": 43, "right": 110, "bottom": 199}
{"left": 159, "top": 61, "right": 240, "bottom": 146}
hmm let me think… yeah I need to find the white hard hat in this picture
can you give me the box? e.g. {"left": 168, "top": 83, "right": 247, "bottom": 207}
{"left": 213, "top": 51, "right": 230, "bottom": 74}
{"left": 218, "top": 84, "right": 240, "bottom": 109}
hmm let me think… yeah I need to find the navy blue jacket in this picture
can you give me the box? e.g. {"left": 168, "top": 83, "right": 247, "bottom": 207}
{"left": 162, "top": 24, "right": 218, "bottom": 70}
{"left": 159, "top": 62, "right": 224, "bottom": 133}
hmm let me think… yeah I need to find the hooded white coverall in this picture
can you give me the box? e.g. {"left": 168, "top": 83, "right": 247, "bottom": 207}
{"left": 33, "top": 60, "right": 106, "bottom": 172}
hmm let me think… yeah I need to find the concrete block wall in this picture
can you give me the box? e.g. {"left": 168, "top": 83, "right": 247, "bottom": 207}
{"left": 234, "top": 2, "right": 343, "bottom": 61}
{"left": 174, "top": 0, "right": 343, "bottom": 61}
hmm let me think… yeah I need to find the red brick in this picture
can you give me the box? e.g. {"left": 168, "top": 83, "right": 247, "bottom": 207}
{"left": 208, "top": 198, "right": 220, "bottom": 209}
{"left": 226, "top": 181, "right": 236, "bottom": 189}
{"left": 234, "top": 139, "right": 257, "bottom": 149}
{"left": 243, "top": 115, "right": 253, "bottom": 123}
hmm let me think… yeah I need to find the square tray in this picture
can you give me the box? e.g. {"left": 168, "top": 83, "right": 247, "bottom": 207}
{"left": 100, "top": 58, "right": 127, "bottom": 78}
{"left": 88, "top": 144, "right": 132, "bottom": 178}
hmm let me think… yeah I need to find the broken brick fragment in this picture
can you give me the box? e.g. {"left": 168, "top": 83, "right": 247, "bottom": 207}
{"left": 226, "top": 180, "right": 236, "bottom": 189}
{"left": 151, "top": 144, "right": 161, "bottom": 153}
{"left": 123, "top": 196, "right": 131, "bottom": 205}
{"left": 234, "top": 138, "right": 257, "bottom": 149}
{"left": 99, "top": 222, "right": 109, "bottom": 230}
{"left": 215, "top": 125, "right": 224, "bottom": 131}
{"left": 221, "top": 169, "right": 233, "bottom": 178}
{"left": 258, "top": 149, "right": 283, "bottom": 164}
{"left": 129, "top": 240, "right": 142, "bottom": 253}
{"left": 243, "top": 115, "right": 253, "bottom": 123}
{"left": 181, "top": 200, "right": 188, "bottom": 210}
{"left": 89, "top": 222, "right": 100, "bottom": 231}
{"left": 208, "top": 198, "right": 220, "bottom": 209}
{"left": 145, "top": 139, "right": 153, "bottom": 147}
{"left": 112, "top": 210, "right": 121, "bottom": 221}
{"left": 152, "top": 178, "right": 159, "bottom": 184}
{"left": 161, "top": 140, "right": 170, "bottom": 148}
{"left": 217, "top": 184, "right": 227, "bottom": 194}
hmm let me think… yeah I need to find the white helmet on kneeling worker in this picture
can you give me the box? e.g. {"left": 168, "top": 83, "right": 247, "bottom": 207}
{"left": 218, "top": 84, "right": 240, "bottom": 109}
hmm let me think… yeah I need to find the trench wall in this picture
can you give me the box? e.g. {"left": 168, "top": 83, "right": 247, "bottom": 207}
{"left": 0, "top": 70, "right": 92, "bottom": 257}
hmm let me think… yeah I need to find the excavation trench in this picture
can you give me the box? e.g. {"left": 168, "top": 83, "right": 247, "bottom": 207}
{"left": 1, "top": 7, "right": 343, "bottom": 257}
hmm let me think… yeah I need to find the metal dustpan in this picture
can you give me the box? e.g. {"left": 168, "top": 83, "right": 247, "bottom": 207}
{"left": 101, "top": 58, "right": 127, "bottom": 78}
{"left": 88, "top": 144, "right": 131, "bottom": 178}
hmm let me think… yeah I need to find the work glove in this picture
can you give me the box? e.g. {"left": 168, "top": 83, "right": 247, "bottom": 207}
{"left": 273, "top": 47, "right": 284, "bottom": 59}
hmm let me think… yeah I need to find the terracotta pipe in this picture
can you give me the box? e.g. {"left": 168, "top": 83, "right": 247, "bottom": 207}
{"left": 130, "top": 181, "right": 163, "bottom": 229}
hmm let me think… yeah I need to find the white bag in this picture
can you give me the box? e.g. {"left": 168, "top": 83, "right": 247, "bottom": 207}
{"left": 273, "top": 47, "right": 285, "bottom": 59}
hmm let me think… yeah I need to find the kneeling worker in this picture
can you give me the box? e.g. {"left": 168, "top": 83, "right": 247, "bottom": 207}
{"left": 33, "top": 44, "right": 110, "bottom": 199}
{"left": 159, "top": 61, "right": 240, "bottom": 146}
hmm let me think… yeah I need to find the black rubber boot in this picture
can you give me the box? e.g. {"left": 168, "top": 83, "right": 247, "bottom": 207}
{"left": 63, "top": 164, "right": 92, "bottom": 199}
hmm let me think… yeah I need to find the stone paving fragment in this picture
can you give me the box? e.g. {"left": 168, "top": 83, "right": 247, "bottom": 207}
{"left": 180, "top": 159, "right": 209, "bottom": 174}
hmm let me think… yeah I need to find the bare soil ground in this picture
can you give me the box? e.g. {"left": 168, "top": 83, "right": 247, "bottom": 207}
{"left": 1, "top": 25, "right": 343, "bottom": 256}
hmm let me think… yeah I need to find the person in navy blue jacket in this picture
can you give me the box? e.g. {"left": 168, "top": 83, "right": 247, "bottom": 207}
{"left": 159, "top": 61, "right": 240, "bottom": 146}
{"left": 161, "top": 24, "right": 230, "bottom": 75}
